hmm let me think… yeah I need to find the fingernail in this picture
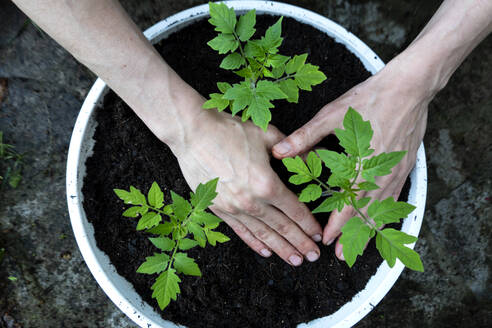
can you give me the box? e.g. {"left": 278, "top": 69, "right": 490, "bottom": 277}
{"left": 289, "top": 254, "right": 302, "bottom": 266}
{"left": 306, "top": 251, "right": 319, "bottom": 262}
{"left": 312, "top": 234, "right": 322, "bottom": 242}
{"left": 325, "top": 238, "right": 334, "bottom": 246}
{"left": 260, "top": 249, "right": 272, "bottom": 257}
{"left": 338, "top": 250, "right": 345, "bottom": 261}
{"left": 274, "top": 142, "right": 291, "bottom": 155}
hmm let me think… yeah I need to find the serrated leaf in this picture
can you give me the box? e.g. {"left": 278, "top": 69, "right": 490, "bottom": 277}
{"left": 263, "top": 17, "right": 283, "bottom": 52}
{"left": 267, "top": 54, "right": 289, "bottom": 68}
{"left": 313, "top": 191, "right": 347, "bottom": 213}
{"left": 203, "top": 93, "right": 230, "bottom": 111}
{"left": 173, "top": 252, "right": 202, "bottom": 276}
{"left": 236, "top": 9, "right": 256, "bottom": 41}
{"left": 137, "top": 253, "right": 170, "bottom": 274}
{"left": 244, "top": 40, "right": 264, "bottom": 58}
{"left": 306, "top": 151, "right": 322, "bottom": 178}
{"left": 151, "top": 268, "right": 181, "bottom": 310}
{"left": 356, "top": 197, "right": 371, "bottom": 209}
{"left": 122, "top": 206, "right": 144, "bottom": 218}
{"left": 248, "top": 95, "right": 273, "bottom": 131}
{"left": 358, "top": 181, "right": 380, "bottom": 191}
{"left": 285, "top": 53, "right": 308, "bottom": 74}
{"left": 334, "top": 107, "right": 374, "bottom": 158}
{"left": 272, "top": 64, "right": 286, "bottom": 79}
{"left": 316, "top": 149, "right": 356, "bottom": 179}
{"left": 234, "top": 67, "right": 253, "bottom": 78}
{"left": 114, "top": 186, "right": 147, "bottom": 206}
{"left": 188, "top": 222, "right": 207, "bottom": 247}
{"left": 294, "top": 63, "right": 327, "bottom": 91}
{"left": 224, "top": 82, "right": 253, "bottom": 115}
{"left": 362, "top": 151, "right": 407, "bottom": 183}
{"left": 191, "top": 178, "right": 219, "bottom": 212}
{"left": 148, "top": 182, "right": 164, "bottom": 208}
{"left": 256, "top": 80, "right": 287, "bottom": 100}
{"left": 282, "top": 156, "right": 311, "bottom": 177}
{"left": 339, "top": 217, "right": 372, "bottom": 267}
{"left": 178, "top": 238, "right": 199, "bottom": 250}
{"left": 368, "top": 197, "right": 416, "bottom": 227}
{"left": 217, "top": 82, "right": 232, "bottom": 93}
{"left": 376, "top": 228, "right": 423, "bottom": 271}
{"left": 207, "top": 33, "right": 238, "bottom": 54}
{"left": 205, "top": 229, "right": 230, "bottom": 246}
{"left": 137, "top": 212, "right": 162, "bottom": 231}
{"left": 327, "top": 174, "right": 351, "bottom": 189}
{"left": 299, "top": 184, "right": 322, "bottom": 202}
{"left": 171, "top": 191, "right": 192, "bottom": 221}
{"left": 208, "top": 2, "right": 237, "bottom": 34}
{"left": 220, "top": 53, "right": 246, "bottom": 70}
{"left": 190, "top": 211, "right": 222, "bottom": 229}
{"left": 147, "top": 221, "right": 174, "bottom": 235}
{"left": 149, "top": 236, "right": 175, "bottom": 251}
{"left": 278, "top": 79, "right": 299, "bottom": 103}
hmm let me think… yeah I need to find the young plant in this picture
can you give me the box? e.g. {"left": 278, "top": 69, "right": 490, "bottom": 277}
{"left": 282, "top": 107, "right": 424, "bottom": 272}
{"left": 203, "top": 2, "right": 327, "bottom": 131}
{"left": 0, "top": 131, "right": 23, "bottom": 188}
{"left": 114, "top": 178, "right": 230, "bottom": 310}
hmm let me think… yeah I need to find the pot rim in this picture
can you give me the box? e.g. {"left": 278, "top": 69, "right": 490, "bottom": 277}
{"left": 66, "top": 1, "right": 427, "bottom": 328}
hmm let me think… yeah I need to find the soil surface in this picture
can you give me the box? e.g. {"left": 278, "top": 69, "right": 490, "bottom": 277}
{"left": 83, "top": 16, "right": 405, "bottom": 328}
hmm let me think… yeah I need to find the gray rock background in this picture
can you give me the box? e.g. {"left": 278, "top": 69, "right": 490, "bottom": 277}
{"left": 0, "top": 0, "right": 490, "bottom": 327}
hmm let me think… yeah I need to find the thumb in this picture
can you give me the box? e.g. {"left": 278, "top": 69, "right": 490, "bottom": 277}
{"left": 272, "top": 106, "right": 341, "bottom": 159}
{"left": 263, "top": 123, "right": 286, "bottom": 149}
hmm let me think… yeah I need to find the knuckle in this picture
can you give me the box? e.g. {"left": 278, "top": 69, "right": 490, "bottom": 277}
{"left": 254, "top": 229, "right": 270, "bottom": 241}
{"left": 276, "top": 222, "right": 295, "bottom": 236}
{"left": 222, "top": 203, "right": 239, "bottom": 215}
{"left": 237, "top": 195, "right": 261, "bottom": 215}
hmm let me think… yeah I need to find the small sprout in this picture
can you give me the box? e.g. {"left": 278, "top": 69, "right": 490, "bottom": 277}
{"left": 283, "top": 107, "right": 423, "bottom": 272}
{"left": 8, "top": 276, "right": 17, "bottom": 282}
{"left": 204, "top": 2, "right": 327, "bottom": 131}
{"left": 114, "top": 178, "right": 229, "bottom": 310}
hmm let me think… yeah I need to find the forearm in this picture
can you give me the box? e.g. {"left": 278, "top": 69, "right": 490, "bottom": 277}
{"left": 385, "top": 0, "right": 492, "bottom": 100}
{"left": 12, "top": 0, "right": 203, "bottom": 147}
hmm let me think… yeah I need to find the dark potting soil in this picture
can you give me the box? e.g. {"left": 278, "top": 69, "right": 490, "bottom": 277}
{"left": 83, "top": 15, "right": 409, "bottom": 328}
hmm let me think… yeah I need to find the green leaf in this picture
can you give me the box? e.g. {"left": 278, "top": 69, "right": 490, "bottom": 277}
{"left": 122, "top": 206, "right": 144, "bottom": 218}
{"left": 306, "top": 152, "right": 322, "bottom": 178}
{"left": 285, "top": 53, "right": 308, "bottom": 74}
{"left": 220, "top": 53, "right": 246, "bottom": 70}
{"left": 356, "top": 197, "right": 371, "bottom": 209}
{"left": 358, "top": 181, "right": 380, "bottom": 191}
{"left": 203, "top": 93, "right": 230, "bottom": 111}
{"left": 173, "top": 252, "right": 202, "bottom": 276}
{"left": 191, "top": 178, "right": 219, "bottom": 212}
{"left": 263, "top": 17, "right": 283, "bottom": 52}
{"left": 236, "top": 9, "right": 256, "bottom": 41}
{"left": 334, "top": 107, "right": 374, "bottom": 158}
{"left": 267, "top": 54, "right": 290, "bottom": 68}
{"left": 376, "top": 228, "right": 423, "bottom": 271}
{"left": 248, "top": 95, "right": 273, "bottom": 131}
{"left": 205, "top": 229, "right": 230, "bottom": 246}
{"left": 244, "top": 40, "right": 264, "bottom": 58}
{"left": 339, "top": 217, "right": 372, "bottom": 267}
{"left": 368, "top": 197, "right": 416, "bottom": 227}
{"left": 327, "top": 173, "right": 351, "bottom": 189}
{"left": 137, "top": 253, "right": 170, "bottom": 274}
{"left": 299, "top": 184, "right": 322, "bottom": 202}
{"left": 178, "top": 238, "right": 199, "bottom": 250}
{"left": 294, "top": 63, "right": 327, "bottom": 91}
{"left": 137, "top": 212, "right": 162, "bottom": 231}
{"left": 207, "top": 33, "right": 239, "bottom": 54}
{"left": 114, "top": 186, "right": 147, "bottom": 206}
{"left": 278, "top": 79, "right": 299, "bottom": 103}
{"left": 149, "top": 236, "right": 175, "bottom": 251}
{"left": 272, "top": 64, "right": 286, "bottom": 79}
{"left": 171, "top": 191, "right": 192, "bottom": 221}
{"left": 190, "top": 211, "right": 222, "bottom": 229}
{"left": 224, "top": 82, "right": 253, "bottom": 115}
{"left": 313, "top": 191, "right": 347, "bottom": 213}
{"left": 148, "top": 182, "right": 164, "bottom": 208}
{"left": 217, "top": 82, "right": 232, "bottom": 93}
{"left": 288, "top": 174, "right": 312, "bottom": 185}
{"left": 362, "top": 151, "right": 407, "bottom": 183}
{"left": 208, "top": 2, "right": 237, "bottom": 34}
{"left": 256, "top": 80, "right": 287, "bottom": 100}
{"left": 234, "top": 67, "right": 254, "bottom": 78}
{"left": 188, "top": 222, "right": 207, "bottom": 247}
{"left": 282, "top": 156, "right": 311, "bottom": 177}
{"left": 148, "top": 221, "right": 174, "bottom": 235}
{"left": 316, "top": 149, "right": 356, "bottom": 179}
{"left": 152, "top": 268, "right": 181, "bottom": 310}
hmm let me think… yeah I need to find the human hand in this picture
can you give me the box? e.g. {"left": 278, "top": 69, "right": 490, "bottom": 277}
{"left": 169, "top": 106, "right": 323, "bottom": 266}
{"left": 271, "top": 60, "right": 431, "bottom": 261}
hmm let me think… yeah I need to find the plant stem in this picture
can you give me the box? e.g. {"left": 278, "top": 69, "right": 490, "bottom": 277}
{"left": 349, "top": 197, "right": 377, "bottom": 230}
{"left": 314, "top": 177, "right": 333, "bottom": 194}
{"left": 273, "top": 73, "right": 295, "bottom": 83}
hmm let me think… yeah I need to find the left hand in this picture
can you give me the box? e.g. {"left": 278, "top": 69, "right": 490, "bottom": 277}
{"left": 271, "top": 58, "right": 431, "bottom": 261}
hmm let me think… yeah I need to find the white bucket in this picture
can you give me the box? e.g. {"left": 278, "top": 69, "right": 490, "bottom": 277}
{"left": 66, "top": 1, "right": 427, "bottom": 327}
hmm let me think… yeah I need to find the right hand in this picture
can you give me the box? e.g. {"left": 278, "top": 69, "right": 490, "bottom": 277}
{"left": 170, "top": 107, "right": 322, "bottom": 266}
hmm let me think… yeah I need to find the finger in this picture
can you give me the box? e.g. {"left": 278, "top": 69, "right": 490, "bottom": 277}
{"left": 258, "top": 205, "right": 320, "bottom": 262}
{"left": 269, "top": 177, "right": 323, "bottom": 241}
{"left": 212, "top": 208, "right": 272, "bottom": 258}
{"left": 263, "top": 124, "right": 286, "bottom": 149}
{"left": 322, "top": 204, "right": 356, "bottom": 246}
{"left": 272, "top": 104, "right": 345, "bottom": 159}
{"left": 237, "top": 212, "right": 305, "bottom": 266}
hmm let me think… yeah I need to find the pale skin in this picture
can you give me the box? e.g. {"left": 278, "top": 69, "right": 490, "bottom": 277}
{"left": 12, "top": 0, "right": 492, "bottom": 265}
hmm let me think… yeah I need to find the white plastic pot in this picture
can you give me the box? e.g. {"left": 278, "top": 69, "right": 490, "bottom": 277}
{"left": 66, "top": 1, "right": 427, "bottom": 327}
